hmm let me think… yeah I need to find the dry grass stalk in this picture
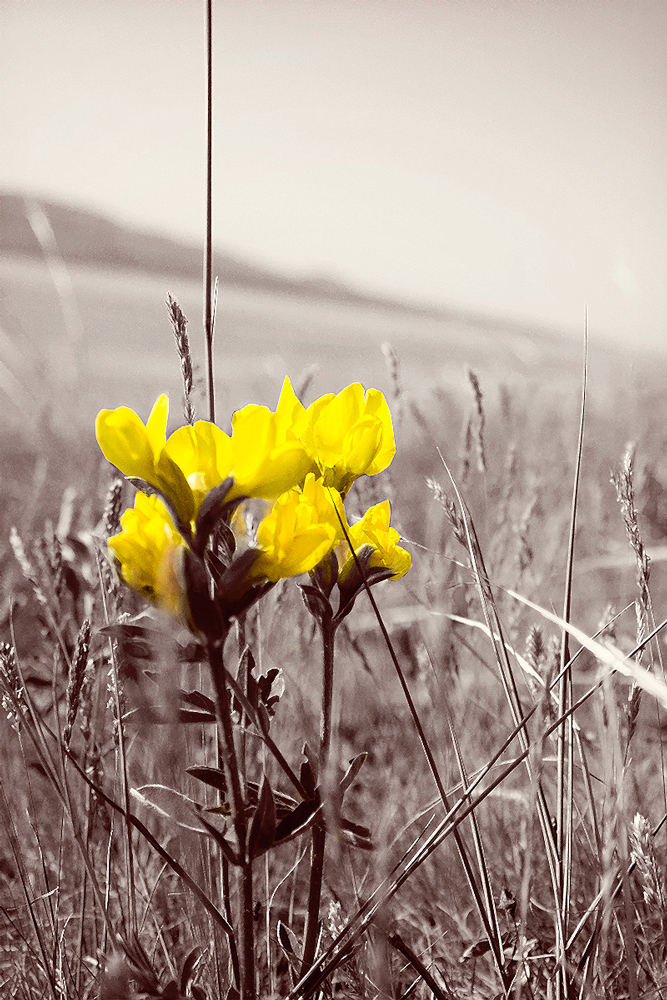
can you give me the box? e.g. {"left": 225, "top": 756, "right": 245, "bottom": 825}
{"left": 460, "top": 413, "right": 474, "bottom": 485}
{"left": 629, "top": 813, "right": 665, "bottom": 909}
{"left": 102, "top": 476, "right": 124, "bottom": 538}
{"left": 381, "top": 341, "right": 402, "bottom": 403}
{"left": 426, "top": 477, "right": 466, "bottom": 547}
{"left": 295, "top": 364, "right": 320, "bottom": 403}
{"left": 167, "top": 293, "right": 196, "bottom": 424}
{"left": 612, "top": 446, "right": 652, "bottom": 675}
{"left": 63, "top": 619, "right": 92, "bottom": 749}
{"left": 466, "top": 366, "right": 486, "bottom": 476}
{"left": 9, "top": 525, "right": 48, "bottom": 608}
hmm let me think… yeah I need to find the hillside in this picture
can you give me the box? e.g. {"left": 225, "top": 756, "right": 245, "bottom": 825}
{"left": 0, "top": 191, "right": 562, "bottom": 340}
{"left": 1, "top": 191, "right": 448, "bottom": 316}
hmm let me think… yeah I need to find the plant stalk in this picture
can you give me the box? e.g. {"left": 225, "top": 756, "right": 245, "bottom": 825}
{"left": 208, "top": 640, "right": 255, "bottom": 1000}
{"left": 301, "top": 615, "right": 336, "bottom": 974}
{"left": 204, "top": 0, "right": 215, "bottom": 423}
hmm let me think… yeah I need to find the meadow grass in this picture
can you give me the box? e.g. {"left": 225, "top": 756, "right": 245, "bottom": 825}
{"left": 2, "top": 324, "right": 667, "bottom": 1000}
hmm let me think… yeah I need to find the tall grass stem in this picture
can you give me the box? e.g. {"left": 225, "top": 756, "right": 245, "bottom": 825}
{"left": 204, "top": 0, "right": 215, "bottom": 423}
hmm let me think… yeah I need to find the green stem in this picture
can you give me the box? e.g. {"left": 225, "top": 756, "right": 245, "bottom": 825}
{"left": 301, "top": 616, "right": 336, "bottom": 974}
{"left": 208, "top": 640, "right": 255, "bottom": 1000}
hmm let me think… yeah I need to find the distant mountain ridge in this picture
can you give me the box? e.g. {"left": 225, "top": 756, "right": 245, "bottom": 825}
{"left": 0, "top": 191, "right": 454, "bottom": 319}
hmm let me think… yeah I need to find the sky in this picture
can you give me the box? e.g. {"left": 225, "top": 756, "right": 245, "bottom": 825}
{"left": 2, "top": 0, "right": 666, "bottom": 345}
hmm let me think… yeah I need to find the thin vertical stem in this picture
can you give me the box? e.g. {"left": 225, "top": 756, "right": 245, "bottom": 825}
{"left": 556, "top": 319, "right": 587, "bottom": 999}
{"left": 319, "top": 617, "right": 336, "bottom": 769}
{"left": 204, "top": 0, "right": 215, "bottom": 423}
{"left": 208, "top": 641, "right": 255, "bottom": 1000}
{"left": 302, "top": 616, "right": 336, "bottom": 974}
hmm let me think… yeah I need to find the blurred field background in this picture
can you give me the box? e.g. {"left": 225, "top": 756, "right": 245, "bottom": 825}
{"left": 3, "top": 1, "right": 667, "bottom": 995}
{"left": 3, "top": 194, "right": 667, "bottom": 996}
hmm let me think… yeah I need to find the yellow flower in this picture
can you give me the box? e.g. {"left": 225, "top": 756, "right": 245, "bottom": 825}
{"left": 301, "top": 383, "right": 395, "bottom": 495}
{"left": 230, "top": 381, "right": 315, "bottom": 499}
{"left": 96, "top": 395, "right": 195, "bottom": 526}
{"left": 96, "top": 383, "right": 315, "bottom": 534}
{"left": 337, "top": 500, "right": 411, "bottom": 582}
{"left": 251, "top": 474, "right": 345, "bottom": 582}
{"left": 161, "top": 419, "right": 234, "bottom": 515}
{"left": 108, "top": 492, "right": 189, "bottom": 621}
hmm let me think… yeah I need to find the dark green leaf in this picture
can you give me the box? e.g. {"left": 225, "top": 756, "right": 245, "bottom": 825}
{"left": 181, "top": 689, "right": 216, "bottom": 715}
{"left": 184, "top": 549, "right": 226, "bottom": 641}
{"left": 277, "top": 919, "right": 300, "bottom": 959}
{"left": 339, "top": 752, "right": 367, "bottom": 796}
{"left": 186, "top": 766, "right": 227, "bottom": 793}
{"left": 194, "top": 806, "right": 239, "bottom": 866}
{"left": 299, "top": 584, "right": 333, "bottom": 623}
{"left": 247, "top": 780, "right": 298, "bottom": 818}
{"left": 274, "top": 798, "right": 320, "bottom": 843}
{"left": 300, "top": 759, "right": 317, "bottom": 798}
{"left": 192, "top": 477, "right": 236, "bottom": 556}
{"left": 180, "top": 946, "right": 202, "bottom": 995}
{"left": 340, "top": 815, "right": 374, "bottom": 851}
{"left": 303, "top": 742, "right": 319, "bottom": 786}
{"left": 178, "top": 709, "right": 216, "bottom": 724}
{"left": 247, "top": 774, "right": 276, "bottom": 859}
{"left": 122, "top": 706, "right": 216, "bottom": 725}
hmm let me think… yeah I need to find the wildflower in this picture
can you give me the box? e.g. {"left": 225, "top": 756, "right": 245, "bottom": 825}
{"left": 337, "top": 500, "right": 411, "bottom": 583}
{"left": 229, "top": 387, "right": 316, "bottom": 500}
{"left": 108, "top": 492, "right": 189, "bottom": 622}
{"left": 96, "top": 395, "right": 195, "bottom": 525}
{"left": 97, "top": 388, "right": 315, "bottom": 531}
{"left": 97, "top": 382, "right": 402, "bottom": 633}
{"left": 250, "top": 474, "right": 345, "bottom": 582}
{"left": 299, "top": 382, "right": 395, "bottom": 496}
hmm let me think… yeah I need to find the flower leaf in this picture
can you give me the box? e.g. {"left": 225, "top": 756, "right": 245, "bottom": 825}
{"left": 247, "top": 774, "right": 277, "bottom": 859}
{"left": 299, "top": 583, "right": 333, "bottom": 624}
{"left": 274, "top": 797, "right": 320, "bottom": 844}
{"left": 186, "top": 766, "right": 227, "bottom": 793}
{"left": 338, "top": 752, "right": 367, "bottom": 796}
{"left": 192, "top": 476, "right": 237, "bottom": 556}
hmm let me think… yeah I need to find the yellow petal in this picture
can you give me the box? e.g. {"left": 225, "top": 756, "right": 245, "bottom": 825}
{"left": 96, "top": 406, "right": 156, "bottom": 481}
{"left": 163, "top": 420, "right": 233, "bottom": 511}
{"left": 342, "top": 417, "right": 382, "bottom": 478}
{"left": 252, "top": 474, "right": 342, "bottom": 581}
{"left": 301, "top": 383, "right": 395, "bottom": 493}
{"left": 231, "top": 401, "right": 314, "bottom": 498}
{"left": 338, "top": 500, "right": 410, "bottom": 581}
{"left": 275, "top": 376, "right": 308, "bottom": 435}
{"left": 108, "top": 493, "right": 188, "bottom": 619}
{"left": 145, "top": 394, "right": 169, "bottom": 455}
{"left": 362, "top": 390, "right": 395, "bottom": 475}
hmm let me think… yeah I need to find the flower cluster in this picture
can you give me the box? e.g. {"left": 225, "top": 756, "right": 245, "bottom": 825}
{"left": 96, "top": 379, "right": 410, "bottom": 637}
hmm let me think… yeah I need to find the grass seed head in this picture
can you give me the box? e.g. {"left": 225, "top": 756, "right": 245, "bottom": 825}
{"left": 426, "top": 477, "right": 467, "bottom": 548}
{"left": 629, "top": 813, "right": 665, "bottom": 909}
{"left": 612, "top": 444, "right": 650, "bottom": 611}
{"left": 466, "top": 366, "right": 486, "bottom": 475}
{"left": 63, "top": 618, "right": 92, "bottom": 749}
{"left": 381, "top": 341, "right": 402, "bottom": 403}
{"left": 0, "top": 642, "right": 25, "bottom": 728}
{"left": 102, "top": 475, "right": 124, "bottom": 538}
{"left": 167, "top": 293, "right": 196, "bottom": 425}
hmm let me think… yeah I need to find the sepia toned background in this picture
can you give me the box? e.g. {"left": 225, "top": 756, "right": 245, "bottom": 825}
{"left": 1, "top": 1, "right": 666, "bottom": 416}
